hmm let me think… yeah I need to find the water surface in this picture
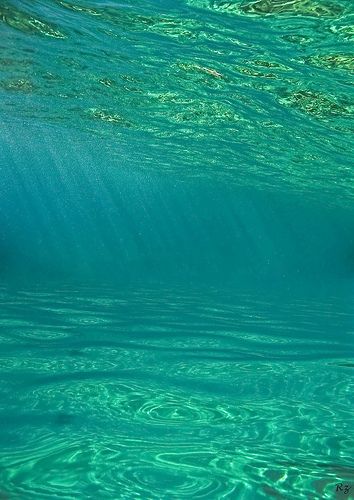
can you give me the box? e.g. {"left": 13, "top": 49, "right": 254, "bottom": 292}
{"left": 0, "top": 0, "right": 353, "bottom": 498}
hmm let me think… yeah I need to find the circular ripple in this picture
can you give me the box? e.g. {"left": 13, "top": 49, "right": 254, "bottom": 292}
{"left": 28, "top": 380, "right": 250, "bottom": 430}
{"left": 0, "top": 435, "right": 240, "bottom": 499}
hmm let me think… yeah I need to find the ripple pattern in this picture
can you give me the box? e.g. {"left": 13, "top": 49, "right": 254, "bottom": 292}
{"left": 0, "top": 0, "right": 353, "bottom": 202}
{"left": 0, "top": 285, "right": 353, "bottom": 498}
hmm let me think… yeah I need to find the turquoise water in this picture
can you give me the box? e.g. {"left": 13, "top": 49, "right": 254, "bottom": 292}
{"left": 0, "top": 0, "right": 354, "bottom": 498}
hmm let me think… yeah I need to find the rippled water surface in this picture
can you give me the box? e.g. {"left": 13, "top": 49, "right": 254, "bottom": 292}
{"left": 0, "top": 285, "right": 353, "bottom": 499}
{"left": 1, "top": 0, "right": 354, "bottom": 201}
{"left": 0, "top": 0, "right": 354, "bottom": 498}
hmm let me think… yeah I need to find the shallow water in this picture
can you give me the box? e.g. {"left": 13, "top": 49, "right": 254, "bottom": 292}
{"left": 0, "top": 284, "right": 353, "bottom": 498}
{"left": 0, "top": 0, "right": 354, "bottom": 498}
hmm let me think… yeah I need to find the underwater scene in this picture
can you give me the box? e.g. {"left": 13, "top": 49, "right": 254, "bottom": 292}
{"left": 0, "top": 0, "right": 354, "bottom": 498}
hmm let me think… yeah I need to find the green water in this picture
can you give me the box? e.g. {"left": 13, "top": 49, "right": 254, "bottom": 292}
{"left": 0, "top": 0, "right": 354, "bottom": 498}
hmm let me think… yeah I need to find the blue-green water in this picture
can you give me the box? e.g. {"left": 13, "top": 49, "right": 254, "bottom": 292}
{"left": 0, "top": 0, "right": 354, "bottom": 498}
